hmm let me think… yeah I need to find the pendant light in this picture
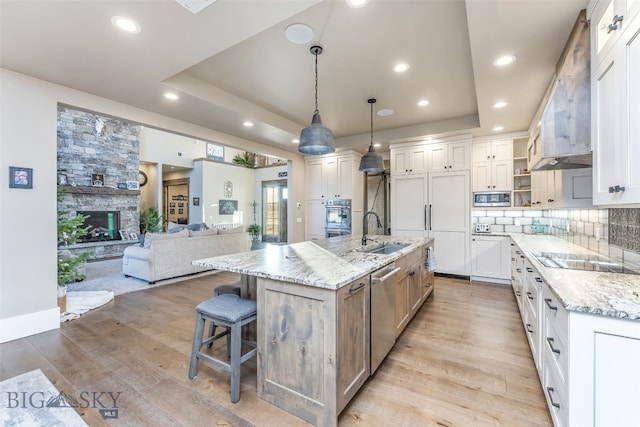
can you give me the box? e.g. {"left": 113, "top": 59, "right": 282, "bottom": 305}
{"left": 298, "top": 45, "right": 335, "bottom": 155}
{"left": 358, "top": 98, "right": 385, "bottom": 172}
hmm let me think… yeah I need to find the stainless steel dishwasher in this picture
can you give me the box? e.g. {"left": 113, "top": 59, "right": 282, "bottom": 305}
{"left": 370, "top": 263, "right": 400, "bottom": 373}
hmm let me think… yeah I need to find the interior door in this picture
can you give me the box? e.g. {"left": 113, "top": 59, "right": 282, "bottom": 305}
{"left": 262, "top": 180, "right": 288, "bottom": 242}
{"left": 428, "top": 171, "right": 470, "bottom": 276}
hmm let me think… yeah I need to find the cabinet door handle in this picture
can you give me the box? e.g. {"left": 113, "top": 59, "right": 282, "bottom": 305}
{"left": 526, "top": 267, "right": 533, "bottom": 272}
{"left": 515, "top": 290, "right": 521, "bottom": 296}
{"left": 516, "top": 268, "right": 522, "bottom": 273}
{"left": 409, "top": 271, "right": 416, "bottom": 276}
{"left": 548, "top": 199, "right": 554, "bottom": 203}
{"left": 526, "top": 291, "right": 534, "bottom": 300}
{"left": 349, "top": 282, "right": 366, "bottom": 294}
{"left": 546, "top": 337, "right": 561, "bottom": 354}
{"left": 546, "top": 387, "right": 561, "bottom": 409}
{"left": 544, "top": 298, "right": 558, "bottom": 311}
{"left": 424, "top": 204, "right": 427, "bottom": 231}
{"left": 535, "top": 277, "right": 543, "bottom": 283}
{"left": 607, "top": 14, "right": 624, "bottom": 33}
{"left": 526, "top": 323, "right": 534, "bottom": 333}
{"left": 429, "top": 204, "right": 432, "bottom": 231}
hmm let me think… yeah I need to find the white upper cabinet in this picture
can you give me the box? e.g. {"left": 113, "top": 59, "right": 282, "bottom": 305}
{"left": 391, "top": 146, "right": 428, "bottom": 176}
{"left": 427, "top": 141, "right": 470, "bottom": 172}
{"left": 590, "top": 1, "right": 640, "bottom": 204}
{"left": 471, "top": 139, "right": 513, "bottom": 192}
{"left": 304, "top": 152, "right": 362, "bottom": 201}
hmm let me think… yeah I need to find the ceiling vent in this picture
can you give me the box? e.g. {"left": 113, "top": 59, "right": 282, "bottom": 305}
{"left": 174, "top": 0, "right": 216, "bottom": 14}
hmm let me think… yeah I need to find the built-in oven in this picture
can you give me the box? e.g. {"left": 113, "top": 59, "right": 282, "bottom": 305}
{"left": 324, "top": 199, "right": 351, "bottom": 238}
{"left": 473, "top": 191, "right": 511, "bottom": 207}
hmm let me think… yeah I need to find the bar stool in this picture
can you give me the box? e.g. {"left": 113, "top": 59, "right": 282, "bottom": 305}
{"left": 208, "top": 281, "right": 242, "bottom": 348}
{"left": 188, "top": 294, "right": 257, "bottom": 403}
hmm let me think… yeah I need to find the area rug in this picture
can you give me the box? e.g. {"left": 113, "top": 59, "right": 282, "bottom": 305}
{"left": 67, "top": 258, "right": 221, "bottom": 296}
{"left": 0, "top": 369, "right": 88, "bottom": 426}
{"left": 61, "top": 291, "right": 114, "bottom": 322}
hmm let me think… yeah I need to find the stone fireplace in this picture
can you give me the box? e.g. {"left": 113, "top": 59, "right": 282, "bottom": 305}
{"left": 57, "top": 105, "right": 142, "bottom": 259}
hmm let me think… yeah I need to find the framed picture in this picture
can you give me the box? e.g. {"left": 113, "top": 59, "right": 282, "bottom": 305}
{"left": 119, "top": 229, "right": 130, "bottom": 240}
{"left": 117, "top": 182, "right": 127, "bottom": 189}
{"left": 58, "top": 173, "right": 68, "bottom": 186}
{"left": 170, "top": 208, "right": 175, "bottom": 214}
{"left": 91, "top": 173, "right": 104, "bottom": 187}
{"left": 206, "top": 142, "right": 224, "bottom": 161}
{"left": 126, "top": 180, "right": 139, "bottom": 190}
{"left": 178, "top": 208, "right": 184, "bottom": 214}
{"left": 193, "top": 197, "right": 200, "bottom": 206}
{"left": 129, "top": 232, "right": 138, "bottom": 240}
{"left": 9, "top": 166, "right": 33, "bottom": 189}
{"left": 170, "top": 202, "right": 176, "bottom": 208}
{"left": 219, "top": 199, "right": 238, "bottom": 215}
{"left": 178, "top": 202, "right": 184, "bottom": 207}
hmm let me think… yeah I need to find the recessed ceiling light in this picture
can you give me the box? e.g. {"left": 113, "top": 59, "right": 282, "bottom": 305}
{"left": 163, "top": 92, "right": 179, "bottom": 101}
{"left": 377, "top": 109, "right": 394, "bottom": 116}
{"left": 373, "top": 143, "right": 381, "bottom": 148}
{"left": 493, "top": 126, "right": 504, "bottom": 132}
{"left": 243, "top": 121, "right": 254, "bottom": 127}
{"left": 285, "top": 23, "right": 314, "bottom": 44}
{"left": 493, "top": 101, "right": 508, "bottom": 109}
{"left": 393, "top": 63, "right": 410, "bottom": 73}
{"left": 111, "top": 16, "right": 141, "bottom": 34}
{"left": 418, "top": 99, "right": 430, "bottom": 107}
{"left": 292, "top": 139, "right": 300, "bottom": 144}
{"left": 346, "top": 0, "right": 369, "bottom": 7}
{"left": 493, "top": 55, "right": 517, "bottom": 67}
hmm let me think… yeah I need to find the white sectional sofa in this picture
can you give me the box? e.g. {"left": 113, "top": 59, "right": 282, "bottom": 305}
{"left": 122, "top": 228, "right": 250, "bottom": 283}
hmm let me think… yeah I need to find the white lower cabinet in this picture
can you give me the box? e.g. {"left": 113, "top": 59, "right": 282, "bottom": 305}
{"left": 511, "top": 238, "right": 640, "bottom": 426}
{"left": 471, "top": 235, "right": 511, "bottom": 283}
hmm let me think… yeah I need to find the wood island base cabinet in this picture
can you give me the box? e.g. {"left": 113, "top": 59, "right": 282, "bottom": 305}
{"left": 254, "top": 243, "right": 434, "bottom": 426}
{"left": 256, "top": 275, "right": 370, "bottom": 427}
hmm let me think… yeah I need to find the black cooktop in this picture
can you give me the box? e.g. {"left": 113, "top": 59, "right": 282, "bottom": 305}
{"left": 531, "top": 252, "right": 640, "bottom": 275}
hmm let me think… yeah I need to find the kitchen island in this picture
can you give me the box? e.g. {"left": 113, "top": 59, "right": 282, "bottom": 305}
{"left": 193, "top": 235, "right": 434, "bottom": 426}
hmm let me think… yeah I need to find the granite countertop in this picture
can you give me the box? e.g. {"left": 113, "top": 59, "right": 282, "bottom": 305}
{"left": 509, "top": 233, "right": 640, "bottom": 321}
{"left": 193, "top": 235, "right": 432, "bottom": 290}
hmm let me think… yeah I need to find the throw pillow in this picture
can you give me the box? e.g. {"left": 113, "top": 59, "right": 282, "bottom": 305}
{"left": 189, "top": 228, "right": 219, "bottom": 237}
{"left": 143, "top": 228, "right": 189, "bottom": 248}
{"left": 168, "top": 225, "right": 186, "bottom": 233}
{"left": 186, "top": 222, "right": 209, "bottom": 231}
{"left": 167, "top": 221, "right": 180, "bottom": 231}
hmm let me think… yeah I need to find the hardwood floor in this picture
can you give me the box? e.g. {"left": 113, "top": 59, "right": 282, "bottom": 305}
{"left": 0, "top": 274, "right": 552, "bottom": 426}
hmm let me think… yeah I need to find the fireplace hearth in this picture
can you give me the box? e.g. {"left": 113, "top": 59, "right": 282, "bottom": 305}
{"left": 78, "top": 210, "right": 121, "bottom": 242}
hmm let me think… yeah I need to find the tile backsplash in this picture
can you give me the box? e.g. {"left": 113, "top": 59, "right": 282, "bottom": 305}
{"left": 472, "top": 207, "right": 640, "bottom": 269}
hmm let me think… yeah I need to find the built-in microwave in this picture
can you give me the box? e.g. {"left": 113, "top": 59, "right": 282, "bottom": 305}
{"left": 473, "top": 191, "right": 511, "bottom": 207}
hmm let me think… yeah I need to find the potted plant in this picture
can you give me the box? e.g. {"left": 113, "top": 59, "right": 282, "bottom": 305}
{"left": 232, "top": 152, "right": 256, "bottom": 169}
{"left": 57, "top": 185, "right": 90, "bottom": 312}
{"left": 248, "top": 223, "right": 262, "bottom": 241}
{"left": 139, "top": 205, "right": 162, "bottom": 234}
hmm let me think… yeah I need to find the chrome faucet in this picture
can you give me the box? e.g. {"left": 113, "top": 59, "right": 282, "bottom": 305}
{"left": 362, "top": 211, "right": 382, "bottom": 245}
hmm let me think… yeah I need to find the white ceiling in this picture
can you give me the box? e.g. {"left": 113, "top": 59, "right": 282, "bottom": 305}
{"left": 0, "top": 0, "right": 588, "bottom": 156}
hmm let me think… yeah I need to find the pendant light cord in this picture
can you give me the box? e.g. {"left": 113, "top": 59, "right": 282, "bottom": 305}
{"left": 314, "top": 52, "right": 319, "bottom": 114}
{"left": 370, "top": 101, "right": 374, "bottom": 147}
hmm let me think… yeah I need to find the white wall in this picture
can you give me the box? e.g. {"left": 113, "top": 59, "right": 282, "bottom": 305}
{"left": 0, "top": 68, "right": 306, "bottom": 342}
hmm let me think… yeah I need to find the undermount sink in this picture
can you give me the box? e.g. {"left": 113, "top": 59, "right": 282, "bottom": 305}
{"left": 361, "top": 242, "right": 410, "bottom": 255}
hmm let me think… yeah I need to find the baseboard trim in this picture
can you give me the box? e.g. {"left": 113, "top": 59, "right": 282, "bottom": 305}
{"left": 435, "top": 273, "right": 470, "bottom": 281}
{"left": 470, "top": 276, "right": 512, "bottom": 285}
{"left": 0, "top": 307, "right": 60, "bottom": 343}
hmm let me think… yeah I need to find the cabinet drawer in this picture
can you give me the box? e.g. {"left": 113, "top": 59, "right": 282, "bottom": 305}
{"left": 544, "top": 310, "right": 569, "bottom": 384}
{"left": 523, "top": 275, "right": 540, "bottom": 320}
{"left": 405, "top": 247, "right": 422, "bottom": 266}
{"left": 543, "top": 356, "right": 568, "bottom": 427}
{"left": 542, "top": 283, "right": 568, "bottom": 334}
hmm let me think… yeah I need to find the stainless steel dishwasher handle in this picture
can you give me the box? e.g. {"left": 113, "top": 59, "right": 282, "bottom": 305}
{"left": 371, "top": 267, "right": 401, "bottom": 284}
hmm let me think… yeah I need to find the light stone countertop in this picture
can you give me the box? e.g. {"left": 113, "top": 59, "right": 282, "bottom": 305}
{"left": 509, "top": 233, "right": 640, "bottom": 320}
{"left": 193, "top": 235, "right": 433, "bottom": 290}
